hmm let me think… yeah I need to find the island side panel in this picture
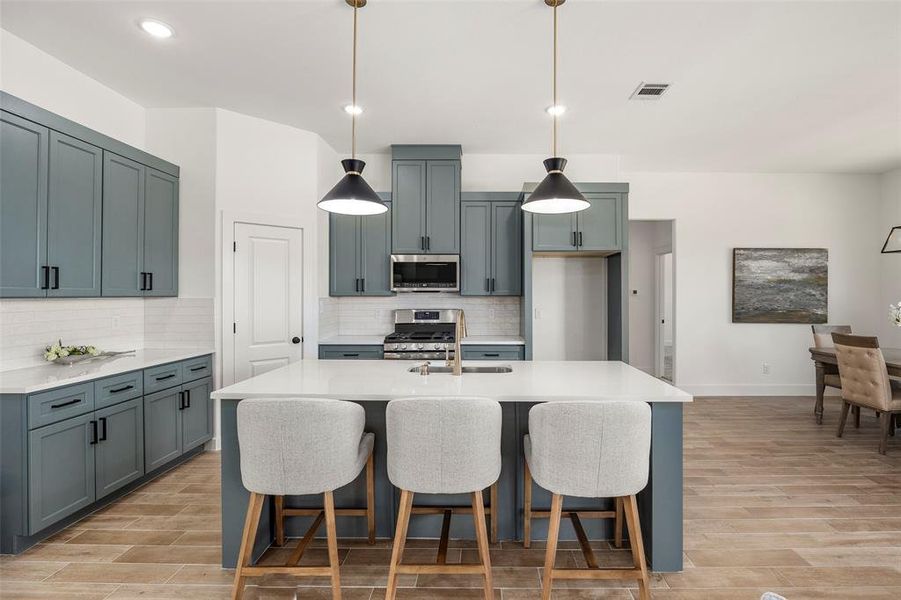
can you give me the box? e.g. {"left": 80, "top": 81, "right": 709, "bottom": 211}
{"left": 639, "top": 401, "right": 683, "bottom": 572}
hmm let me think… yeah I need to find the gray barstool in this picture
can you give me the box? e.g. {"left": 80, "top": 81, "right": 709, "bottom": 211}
{"left": 232, "top": 398, "right": 375, "bottom": 600}
{"left": 384, "top": 397, "right": 501, "bottom": 600}
{"left": 524, "top": 401, "right": 652, "bottom": 600}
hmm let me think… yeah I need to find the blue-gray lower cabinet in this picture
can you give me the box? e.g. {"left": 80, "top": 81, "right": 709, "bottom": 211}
{"left": 27, "top": 412, "right": 96, "bottom": 534}
{"left": 319, "top": 345, "right": 384, "bottom": 359}
{"left": 144, "top": 388, "right": 184, "bottom": 472}
{"left": 461, "top": 345, "right": 525, "bottom": 361}
{"left": 182, "top": 378, "right": 213, "bottom": 451}
{"left": 94, "top": 397, "right": 144, "bottom": 499}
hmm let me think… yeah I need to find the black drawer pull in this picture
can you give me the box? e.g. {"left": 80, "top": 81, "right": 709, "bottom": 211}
{"left": 90, "top": 420, "right": 98, "bottom": 444}
{"left": 51, "top": 266, "right": 60, "bottom": 289}
{"left": 189, "top": 366, "right": 206, "bottom": 372}
{"left": 343, "top": 353, "right": 360, "bottom": 357}
{"left": 155, "top": 373, "right": 176, "bottom": 381}
{"left": 99, "top": 417, "right": 107, "bottom": 441}
{"left": 483, "top": 353, "right": 500, "bottom": 357}
{"left": 109, "top": 384, "right": 134, "bottom": 393}
{"left": 41, "top": 266, "right": 50, "bottom": 289}
{"left": 50, "top": 398, "right": 81, "bottom": 409}
{"left": 186, "top": 389, "right": 191, "bottom": 408}
{"left": 148, "top": 272, "right": 153, "bottom": 291}
{"left": 178, "top": 391, "right": 186, "bottom": 410}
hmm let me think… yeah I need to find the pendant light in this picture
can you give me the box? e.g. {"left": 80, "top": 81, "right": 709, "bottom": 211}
{"left": 522, "top": 0, "right": 589, "bottom": 215}
{"left": 319, "top": 0, "right": 387, "bottom": 216}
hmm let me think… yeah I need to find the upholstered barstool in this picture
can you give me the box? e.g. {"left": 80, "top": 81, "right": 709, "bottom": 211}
{"left": 832, "top": 333, "right": 901, "bottom": 454}
{"left": 525, "top": 401, "right": 652, "bottom": 600}
{"left": 232, "top": 398, "right": 375, "bottom": 600}
{"left": 384, "top": 397, "right": 501, "bottom": 600}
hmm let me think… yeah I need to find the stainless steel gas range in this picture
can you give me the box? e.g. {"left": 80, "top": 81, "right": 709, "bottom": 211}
{"left": 383, "top": 309, "right": 460, "bottom": 360}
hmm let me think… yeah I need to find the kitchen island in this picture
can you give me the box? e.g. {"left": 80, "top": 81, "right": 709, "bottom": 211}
{"left": 212, "top": 360, "right": 692, "bottom": 572}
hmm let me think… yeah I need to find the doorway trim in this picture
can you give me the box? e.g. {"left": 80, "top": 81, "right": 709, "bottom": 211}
{"left": 220, "top": 210, "right": 309, "bottom": 389}
{"left": 654, "top": 251, "right": 672, "bottom": 380}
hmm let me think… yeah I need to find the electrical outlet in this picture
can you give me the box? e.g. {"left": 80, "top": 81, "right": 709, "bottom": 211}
{"left": 534, "top": 308, "right": 543, "bottom": 320}
{"left": 112, "top": 316, "right": 121, "bottom": 330}
{"left": 762, "top": 362, "right": 770, "bottom": 375}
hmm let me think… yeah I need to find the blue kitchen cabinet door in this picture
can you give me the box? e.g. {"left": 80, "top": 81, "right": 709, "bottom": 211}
{"left": 182, "top": 378, "right": 213, "bottom": 451}
{"left": 94, "top": 397, "right": 144, "bottom": 500}
{"left": 0, "top": 111, "right": 49, "bottom": 297}
{"left": 577, "top": 193, "right": 621, "bottom": 251}
{"left": 532, "top": 212, "right": 577, "bottom": 252}
{"left": 360, "top": 202, "right": 393, "bottom": 296}
{"left": 424, "top": 160, "right": 460, "bottom": 254}
{"left": 143, "top": 389, "right": 183, "bottom": 472}
{"left": 491, "top": 202, "right": 522, "bottom": 295}
{"left": 330, "top": 212, "right": 361, "bottom": 296}
{"left": 46, "top": 131, "right": 103, "bottom": 297}
{"left": 102, "top": 152, "right": 145, "bottom": 296}
{"left": 391, "top": 160, "right": 427, "bottom": 253}
{"left": 143, "top": 168, "right": 178, "bottom": 297}
{"left": 460, "top": 202, "right": 491, "bottom": 295}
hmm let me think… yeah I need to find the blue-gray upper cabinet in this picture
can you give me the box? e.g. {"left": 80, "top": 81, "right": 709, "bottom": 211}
{"left": 461, "top": 200, "right": 521, "bottom": 296}
{"left": 143, "top": 169, "right": 179, "bottom": 297}
{"left": 94, "top": 397, "right": 144, "bottom": 500}
{"left": 102, "top": 152, "right": 145, "bottom": 296}
{"left": 391, "top": 159, "right": 460, "bottom": 254}
{"left": 27, "top": 412, "right": 96, "bottom": 534}
{"left": 46, "top": 132, "right": 103, "bottom": 297}
{"left": 330, "top": 201, "right": 392, "bottom": 296}
{"left": 0, "top": 111, "right": 48, "bottom": 297}
{"left": 532, "top": 193, "right": 623, "bottom": 252}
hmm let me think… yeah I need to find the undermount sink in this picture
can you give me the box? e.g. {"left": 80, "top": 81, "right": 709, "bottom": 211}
{"left": 407, "top": 365, "right": 513, "bottom": 374}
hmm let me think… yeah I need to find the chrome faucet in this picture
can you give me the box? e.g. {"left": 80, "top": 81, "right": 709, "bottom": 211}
{"left": 448, "top": 310, "right": 467, "bottom": 376}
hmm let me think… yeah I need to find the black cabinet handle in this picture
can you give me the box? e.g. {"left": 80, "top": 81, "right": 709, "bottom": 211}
{"left": 361, "top": 278, "right": 365, "bottom": 292}
{"left": 99, "top": 417, "right": 107, "bottom": 441}
{"left": 140, "top": 272, "right": 147, "bottom": 291}
{"left": 420, "top": 236, "right": 425, "bottom": 250}
{"left": 90, "top": 420, "right": 98, "bottom": 444}
{"left": 189, "top": 366, "right": 205, "bottom": 372}
{"left": 148, "top": 272, "right": 153, "bottom": 291}
{"left": 186, "top": 389, "right": 191, "bottom": 408}
{"left": 41, "top": 266, "right": 50, "bottom": 290}
{"left": 51, "top": 266, "right": 59, "bottom": 289}
{"left": 178, "top": 391, "right": 185, "bottom": 410}
{"left": 50, "top": 398, "right": 81, "bottom": 409}
{"left": 343, "top": 353, "right": 360, "bottom": 357}
{"left": 572, "top": 232, "right": 577, "bottom": 247}
{"left": 579, "top": 232, "right": 583, "bottom": 247}
{"left": 109, "top": 384, "right": 134, "bottom": 394}
{"left": 483, "top": 353, "right": 501, "bottom": 357}
{"left": 156, "top": 373, "right": 176, "bottom": 381}
{"left": 486, "top": 278, "right": 490, "bottom": 292}
{"left": 491, "top": 278, "right": 496, "bottom": 292}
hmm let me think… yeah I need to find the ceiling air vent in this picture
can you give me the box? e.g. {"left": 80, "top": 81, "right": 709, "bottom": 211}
{"left": 630, "top": 83, "right": 670, "bottom": 100}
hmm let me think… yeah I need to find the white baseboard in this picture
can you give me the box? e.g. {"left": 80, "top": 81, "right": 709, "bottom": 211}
{"left": 678, "top": 383, "right": 842, "bottom": 397}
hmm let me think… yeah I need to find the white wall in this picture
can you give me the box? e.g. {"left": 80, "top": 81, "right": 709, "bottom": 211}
{"left": 626, "top": 171, "right": 884, "bottom": 396}
{"left": 879, "top": 168, "right": 901, "bottom": 347}
{"left": 0, "top": 30, "right": 145, "bottom": 149}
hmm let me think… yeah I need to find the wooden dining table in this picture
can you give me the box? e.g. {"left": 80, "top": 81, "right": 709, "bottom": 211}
{"left": 809, "top": 346, "right": 901, "bottom": 424}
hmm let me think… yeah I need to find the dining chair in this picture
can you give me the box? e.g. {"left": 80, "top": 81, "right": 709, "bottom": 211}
{"left": 811, "top": 325, "right": 857, "bottom": 423}
{"left": 832, "top": 333, "right": 901, "bottom": 454}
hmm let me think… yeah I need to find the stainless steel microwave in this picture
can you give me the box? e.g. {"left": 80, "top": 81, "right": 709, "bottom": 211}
{"left": 390, "top": 255, "right": 460, "bottom": 292}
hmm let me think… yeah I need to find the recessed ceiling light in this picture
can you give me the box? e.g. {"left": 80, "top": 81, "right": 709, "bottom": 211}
{"left": 546, "top": 104, "right": 566, "bottom": 116}
{"left": 343, "top": 104, "right": 363, "bottom": 116}
{"left": 139, "top": 19, "right": 174, "bottom": 39}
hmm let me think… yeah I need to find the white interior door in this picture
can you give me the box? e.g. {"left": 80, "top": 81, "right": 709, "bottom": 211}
{"left": 233, "top": 222, "right": 303, "bottom": 382}
{"left": 655, "top": 252, "right": 674, "bottom": 381}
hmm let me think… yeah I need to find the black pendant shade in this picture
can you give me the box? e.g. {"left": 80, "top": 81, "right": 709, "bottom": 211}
{"left": 318, "top": 159, "right": 387, "bottom": 215}
{"left": 521, "top": 157, "right": 590, "bottom": 214}
{"left": 882, "top": 225, "right": 901, "bottom": 253}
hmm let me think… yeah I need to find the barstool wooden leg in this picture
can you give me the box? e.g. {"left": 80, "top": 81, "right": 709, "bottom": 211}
{"left": 274, "top": 495, "right": 285, "bottom": 547}
{"left": 231, "top": 492, "right": 265, "bottom": 600}
{"left": 523, "top": 459, "right": 533, "bottom": 549}
{"left": 614, "top": 497, "right": 624, "bottom": 548}
{"left": 472, "top": 490, "right": 494, "bottom": 600}
{"left": 386, "top": 489, "right": 414, "bottom": 600}
{"left": 623, "top": 495, "right": 650, "bottom": 600}
{"left": 541, "top": 493, "right": 563, "bottom": 600}
{"left": 323, "top": 491, "right": 342, "bottom": 600}
{"left": 366, "top": 453, "right": 376, "bottom": 544}
{"left": 489, "top": 482, "right": 498, "bottom": 545}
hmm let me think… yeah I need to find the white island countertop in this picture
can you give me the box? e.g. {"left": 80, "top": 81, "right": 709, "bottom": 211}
{"left": 318, "top": 335, "right": 525, "bottom": 346}
{"left": 211, "top": 359, "right": 691, "bottom": 403}
{"left": 0, "top": 348, "right": 215, "bottom": 394}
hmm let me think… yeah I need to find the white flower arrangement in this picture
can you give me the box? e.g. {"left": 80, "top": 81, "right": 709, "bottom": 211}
{"left": 891, "top": 302, "right": 901, "bottom": 327}
{"left": 44, "top": 340, "right": 101, "bottom": 362}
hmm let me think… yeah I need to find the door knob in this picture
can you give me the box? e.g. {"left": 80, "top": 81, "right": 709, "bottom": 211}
{"left": 292, "top": 337, "right": 301, "bottom": 344}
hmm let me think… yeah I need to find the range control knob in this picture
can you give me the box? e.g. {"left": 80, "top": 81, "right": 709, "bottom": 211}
{"left": 400, "top": 344, "right": 407, "bottom": 350}
{"left": 434, "top": 343, "right": 440, "bottom": 350}
{"left": 416, "top": 343, "right": 424, "bottom": 350}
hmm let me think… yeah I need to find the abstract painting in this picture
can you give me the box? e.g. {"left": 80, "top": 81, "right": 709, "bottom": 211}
{"left": 732, "top": 248, "right": 828, "bottom": 324}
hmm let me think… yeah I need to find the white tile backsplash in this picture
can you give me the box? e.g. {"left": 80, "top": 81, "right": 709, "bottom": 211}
{"left": 0, "top": 297, "right": 214, "bottom": 371}
{"left": 323, "top": 295, "right": 521, "bottom": 337}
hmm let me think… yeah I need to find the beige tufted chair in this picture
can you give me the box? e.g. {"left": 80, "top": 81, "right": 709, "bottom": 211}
{"left": 832, "top": 333, "right": 901, "bottom": 454}
{"left": 812, "top": 325, "right": 861, "bottom": 424}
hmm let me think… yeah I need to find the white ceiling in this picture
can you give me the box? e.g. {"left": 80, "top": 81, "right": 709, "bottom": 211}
{"left": 1, "top": 0, "right": 899, "bottom": 173}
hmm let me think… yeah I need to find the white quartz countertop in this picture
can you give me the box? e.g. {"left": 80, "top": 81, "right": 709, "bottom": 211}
{"left": 318, "top": 335, "right": 525, "bottom": 346}
{"left": 0, "top": 348, "right": 215, "bottom": 394}
{"left": 211, "top": 359, "right": 691, "bottom": 403}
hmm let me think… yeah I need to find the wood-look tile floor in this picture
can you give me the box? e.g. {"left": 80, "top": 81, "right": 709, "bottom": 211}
{"left": 2, "top": 396, "right": 901, "bottom": 599}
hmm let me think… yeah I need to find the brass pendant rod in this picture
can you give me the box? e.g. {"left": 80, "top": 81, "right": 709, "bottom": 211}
{"left": 552, "top": 1, "right": 558, "bottom": 158}
{"left": 352, "top": 3, "right": 358, "bottom": 160}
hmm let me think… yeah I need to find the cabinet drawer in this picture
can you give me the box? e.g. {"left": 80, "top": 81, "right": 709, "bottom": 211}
{"left": 143, "top": 362, "right": 183, "bottom": 394}
{"left": 461, "top": 346, "right": 524, "bottom": 361}
{"left": 182, "top": 355, "right": 212, "bottom": 383}
{"left": 318, "top": 345, "right": 384, "bottom": 360}
{"left": 27, "top": 383, "right": 95, "bottom": 429}
{"left": 94, "top": 370, "right": 143, "bottom": 409}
